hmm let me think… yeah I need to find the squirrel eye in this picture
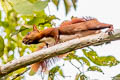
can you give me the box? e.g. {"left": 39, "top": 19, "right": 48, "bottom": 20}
{"left": 27, "top": 32, "right": 30, "bottom": 35}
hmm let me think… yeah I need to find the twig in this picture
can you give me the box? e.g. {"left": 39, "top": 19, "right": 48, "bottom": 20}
{"left": 69, "top": 61, "right": 82, "bottom": 73}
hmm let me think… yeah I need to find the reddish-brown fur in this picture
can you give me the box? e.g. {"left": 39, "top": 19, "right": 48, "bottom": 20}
{"left": 59, "top": 18, "right": 113, "bottom": 34}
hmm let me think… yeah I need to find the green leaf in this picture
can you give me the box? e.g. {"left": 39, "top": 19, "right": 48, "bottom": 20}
{"left": 59, "top": 69, "right": 64, "bottom": 78}
{"left": 82, "top": 49, "right": 99, "bottom": 65}
{"left": 27, "top": 17, "right": 46, "bottom": 25}
{"left": 87, "top": 66, "right": 104, "bottom": 74}
{"left": 99, "top": 56, "right": 119, "bottom": 66}
{"left": 80, "top": 74, "right": 87, "bottom": 80}
{"left": 0, "top": 10, "right": 1, "bottom": 21}
{"left": 29, "top": 69, "right": 36, "bottom": 76}
{"left": 8, "top": 54, "right": 14, "bottom": 62}
{"left": 10, "top": 0, "right": 48, "bottom": 15}
{"left": 52, "top": 0, "right": 60, "bottom": 9}
{"left": 21, "top": 26, "right": 32, "bottom": 36}
{"left": 75, "top": 73, "right": 80, "bottom": 80}
{"left": 72, "top": 0, "right": 77, "bottom": 10}
{"left": 49, "top": 66, "right": 60, "bottom": 74}
{"left": 112, "top": 74, "right": 120, "bottom": 80}
{"left": 79, "top": 57, "right": 90, "bottom": 66}
{"left": 11, "top": 26, "right": 28, "bottom": 37}
{"left": 63, "top": 0, "right": 71, "bottom": 15}
{"left": 82, "top": 49, "right": 119, "bottom": 66}
{"left": 49, "top": 66, "right": 60, "bottom": 80}
{"left": 0, "top": 36, "right": 4, "bottom": 57}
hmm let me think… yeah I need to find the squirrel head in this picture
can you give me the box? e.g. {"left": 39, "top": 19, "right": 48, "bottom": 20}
{"left": 22, "top": 25, "right": 42, "bottom": 44}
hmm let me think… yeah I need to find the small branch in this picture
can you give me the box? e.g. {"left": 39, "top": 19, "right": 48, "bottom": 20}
{"left": 69, "top": 61, "right": 82, "bottom": 73}
{"left": 0, "top": 29, "right": 120, "bottom": 77}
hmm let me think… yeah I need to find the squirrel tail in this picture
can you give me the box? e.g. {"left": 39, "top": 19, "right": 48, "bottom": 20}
{"left": 31, "top": 54, "right": 69, "bottom": 73}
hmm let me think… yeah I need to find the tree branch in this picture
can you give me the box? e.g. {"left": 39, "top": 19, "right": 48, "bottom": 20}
{"left": 0, "top": 29, "right": 120, "bottom": 77}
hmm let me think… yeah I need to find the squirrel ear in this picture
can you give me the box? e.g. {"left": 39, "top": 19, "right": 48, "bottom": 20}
{"left": 33, "top": 24, "right": 38, "bottom": 31}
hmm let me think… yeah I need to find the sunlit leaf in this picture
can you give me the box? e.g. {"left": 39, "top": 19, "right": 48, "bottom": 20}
{"left": 87, "top": 66, "right": 104, "bottom": 74}
{"left": 27, "top": 17, "right": 46, "bottom": 25}
{"left": 79, "top": 57, "right": 90, "bottom": 66}
{"left": 10, "top": 0, "right": 48, "bottom": 15}
{"left": 82, "top": 49, "right": 119, "bottom": 67}
{"left": 0, "top": 36, "right": 4, "bottom": 57}
{"left": 99, "top": 56, "right": 119, "bottom": 66}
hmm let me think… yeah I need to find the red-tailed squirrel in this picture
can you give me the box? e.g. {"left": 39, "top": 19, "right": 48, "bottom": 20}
{"left": 22, "top": 17, "right": 114, "bottom": 73}
{"left": 22, "top": 17, "right": 113, "bottom": 44}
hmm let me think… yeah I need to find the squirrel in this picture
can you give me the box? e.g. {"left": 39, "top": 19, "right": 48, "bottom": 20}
{"left": 22, "top": 17, "right": 113, "bottom": 44}
{"left": 22, "top": 17, "right": 114, "bottom": 73}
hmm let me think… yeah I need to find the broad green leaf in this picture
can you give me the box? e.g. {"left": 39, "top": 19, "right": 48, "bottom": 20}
{"left": 27, "top": 17, "right": 46, "bottom": 25}
{"left": 87, "top": 66, "right": 104, "bottom": 74}
{"left": 82, "top": 49, "right": 119, "bottom": 66}
{"left": 10, "top": 0, "right": 48, "bottom": 15}
{"left": 63, "top": 0, "right": 71, "bottom": 15}
{"left": 0, "top": 36, "right": 4, "bottom": 57}
{"left": 79, "top": 57, "right": 90, "bottom": 66}
{"left": 99, "top": 56, "right": 119, "bottom": 66}
{"left": 82, "top": 49, "right": 99, "bottom": 65}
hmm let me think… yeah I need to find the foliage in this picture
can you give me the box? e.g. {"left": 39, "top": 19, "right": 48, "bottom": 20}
{"left": 0, "top": 0, "right": 119, "bottom": 80}
{"left": 112, "top": 74, "right": 120, "bottom": 80}
{"left": 51, "top": 0, "right": 78, "bottom": 15}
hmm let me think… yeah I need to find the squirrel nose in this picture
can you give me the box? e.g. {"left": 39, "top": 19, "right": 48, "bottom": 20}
{"left": 22, "top": 40, "right": 24, "bottom": 43}
{"left": 22, "top": 39, "right": 26, "bottom": 43}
